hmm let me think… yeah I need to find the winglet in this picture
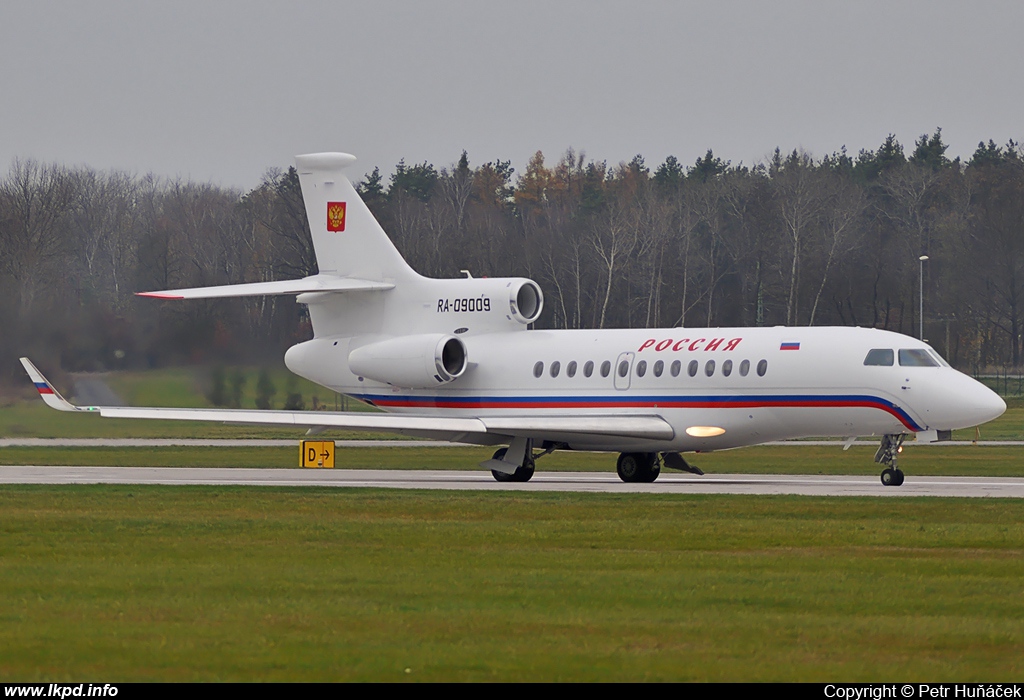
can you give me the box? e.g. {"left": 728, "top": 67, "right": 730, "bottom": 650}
{"left": 19, "top": 358, "right": 97, "bottom": 413}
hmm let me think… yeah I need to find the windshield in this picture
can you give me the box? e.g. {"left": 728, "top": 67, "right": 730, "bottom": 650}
{"left": 898, "top": 349, "right": 939, "bottom": 367}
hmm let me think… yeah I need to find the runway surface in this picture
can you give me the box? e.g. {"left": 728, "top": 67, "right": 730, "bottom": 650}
{"left": 3, "top": 466, "right": 1024, "bottom": 497}
{"left": 3, "top": 438, "right": 1023, "bottom": 447}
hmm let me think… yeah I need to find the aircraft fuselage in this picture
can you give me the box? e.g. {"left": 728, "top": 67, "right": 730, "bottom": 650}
{"left": 285, "top": 325, "right": 1005, "bottom": 453}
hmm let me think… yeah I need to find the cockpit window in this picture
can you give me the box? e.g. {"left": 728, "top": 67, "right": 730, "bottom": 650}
{"left": 927, "top": 348, "right": 951, "bottom": 368}
{"left": 864, "top": 349, "right": 894, "bottom": 366}
{"left": 899, "top": 349, "right": 939, "bottom": 367}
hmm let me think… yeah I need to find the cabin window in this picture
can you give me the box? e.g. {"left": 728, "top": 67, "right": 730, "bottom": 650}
{"left": 864, "top": 349, "right": 894, "bottom": 366}
{"left": 636, "top": 360, "right": 647, "bottom": 377}
{"left": 671, "top": 360, "right": 681, "bottom": 377}
{"left": 584, "top": 360, "right": 594, "bottom": 377}
{"left": 653, "top": 360, "right": 664, "bottom": 377}
{"left": 899, "top": 349, "right": 939, "bottom": 367}
{"left": 618, "top": 360, "right": 629, "bottom": 378}
{"left": 757, "top": 359, "right": 768, "bottom": 376}
{"left": 722, "top": 359, "right": 733, "bottom": 377}
{"left": 533, "top": 361, "right": 544, "bottom": 378}
{"left": 739, "top": 359, "right": 750, "bottom": 376}
{"left": 688, "top": 360, "right": 698, "bottom": 377}
{"left": 601, "top": 360, "right": 611, "bottom": 378}
{"left": 567, "top": 360, "right": 577, "bottom": 378}
{"left": 550, "top": 361, "right": 561, "bottom": 377}
{"left": 705, "top": 360, "right": 716, "bottom": 377}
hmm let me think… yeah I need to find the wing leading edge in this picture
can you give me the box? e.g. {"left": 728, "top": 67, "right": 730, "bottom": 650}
{"left": 135, "top": 274, "right": 394, "bottom": 300}
{"left": 19, "top": 358, "right": 675, "bottom": 444}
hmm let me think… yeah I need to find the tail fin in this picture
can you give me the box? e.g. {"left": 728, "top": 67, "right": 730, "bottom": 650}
{"left": 295, "top": 153, "right": 419, "bottom": 283}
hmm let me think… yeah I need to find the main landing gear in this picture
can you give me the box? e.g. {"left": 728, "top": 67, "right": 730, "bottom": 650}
{"left": 616, "top": 452, "right": 661, "bottom": 483}
{"left": 487, "top": 438, "right": 562, "bottom": 483}
{"left": 615, "top": 452, "right": 706, "bottom": 483}
{"left": 489, "top": 446, "right": 535, "bottom": 483}
{"left": 875, "top": 433, "right": 907, "bottom": 486}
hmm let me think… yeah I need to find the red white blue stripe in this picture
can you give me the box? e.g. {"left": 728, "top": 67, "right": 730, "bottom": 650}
{"left": 353, "top": 392, "right": 923, "bottom": 432}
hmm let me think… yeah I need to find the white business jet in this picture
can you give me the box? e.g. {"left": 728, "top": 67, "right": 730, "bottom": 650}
{"left": 21, "top": 152, "right": 1006, "bottom": 486}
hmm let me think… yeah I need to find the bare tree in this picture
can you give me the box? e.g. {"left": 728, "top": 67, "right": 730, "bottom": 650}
{"left": 0, "top": 160, "right": 75, "bottom": 317}
{"left": 807, "top": 171, "right": 865, "bottom": 325}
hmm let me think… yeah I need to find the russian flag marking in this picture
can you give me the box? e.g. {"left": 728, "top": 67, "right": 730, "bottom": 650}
{"left": 780, "top": 342, "right": 801, "bottom": 351}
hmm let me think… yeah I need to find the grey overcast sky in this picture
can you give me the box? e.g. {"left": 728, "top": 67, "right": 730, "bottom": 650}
{"left": 2, "top": 1, "right": 1022, "bottom": 190}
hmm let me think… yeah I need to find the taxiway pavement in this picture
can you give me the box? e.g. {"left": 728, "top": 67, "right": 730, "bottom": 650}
{"left": 3, "top": 466, "right": 1023, "bottom": 497}
{"left": 3, "top": 438, "right": 1023, "bottom": 447}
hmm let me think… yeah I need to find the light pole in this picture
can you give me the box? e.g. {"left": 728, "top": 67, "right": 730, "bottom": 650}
{"left": 919, "top": 255, "right": 929, "bottom": 340}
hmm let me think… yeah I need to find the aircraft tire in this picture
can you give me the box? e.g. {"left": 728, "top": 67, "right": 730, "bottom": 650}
{"left": 881, "top": 468, "right": 896, "bottom": 486}
{"left": 491, "top": 448, "right": 513, "bottom": 482}
{"left": 893, "top": 469, "right": 905, "bottom": 486}
{"left": 643, "top": 456, "right": 661, "bottom": 483}
{"left": 617, "top": 452, "right": 653, "bottom": 483}
{"left": 490, "top": 447, "right": 535, "bottom": 483}
{"left": 512, "top": 460, "right": 536, "bottom": 483}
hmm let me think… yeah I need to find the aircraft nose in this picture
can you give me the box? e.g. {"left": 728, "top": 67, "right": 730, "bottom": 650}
{"left": 981, "top": 387, "right": 1007, "bottom": 423}
{"left": 964, "top": 381, "right": 1006, "bottom": 425}
{"left": 929, "top": 372, "right": 1007, "bottom": 429}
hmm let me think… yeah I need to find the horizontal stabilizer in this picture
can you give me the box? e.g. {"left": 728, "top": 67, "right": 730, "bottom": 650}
{"left": 136, "top": 275, "right": 394, "bottom": 300}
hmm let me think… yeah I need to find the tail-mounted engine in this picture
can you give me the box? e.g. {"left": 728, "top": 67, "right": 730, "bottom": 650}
{"left": 508, "top": 279, "right": 543, "bottom": 325}
{"left": 428, "top": 276, "right": 544, "bottom": 331}
{"left": 348, "top": 333, "right": 468, "bottom": 388}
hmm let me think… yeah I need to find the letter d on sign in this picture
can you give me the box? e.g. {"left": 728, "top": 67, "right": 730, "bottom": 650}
{"left": 300, "top": 440, "right": 336, "bottom": 468}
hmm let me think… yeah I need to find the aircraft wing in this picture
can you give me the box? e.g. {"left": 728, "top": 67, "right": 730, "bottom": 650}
{"left": 20, "top": 358, "right": 674, "bottom": 444}
{"left": 136, "top": 274, "right": 394, "bottom": 300}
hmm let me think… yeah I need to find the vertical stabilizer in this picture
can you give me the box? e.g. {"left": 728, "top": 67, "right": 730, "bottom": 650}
{"left": 295, "top": 152, "right": 419, "bottom": 283}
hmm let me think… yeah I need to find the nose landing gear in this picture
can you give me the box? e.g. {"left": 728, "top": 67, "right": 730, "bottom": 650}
{"left": 874, "top": 434, "right": 906, "bottom": 486}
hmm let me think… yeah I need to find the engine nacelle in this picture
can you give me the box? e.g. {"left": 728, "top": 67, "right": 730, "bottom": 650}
{"left": 508, "top": 279, "right": 543, "bottom": 325}
{"left": 348, "top": 334, "right": 468, "bottom": 387}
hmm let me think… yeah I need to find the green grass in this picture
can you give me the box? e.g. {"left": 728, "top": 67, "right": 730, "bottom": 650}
{"left": 1, "top": 444, "right": 1023, "bottom": 477}
{"left": 102, "top": 366, "right": 359, "bottom": 411}
{"left": 1, "top": 365, "right": 387, "bottom": 439}
{"left": 0, "top": 402, "right": 405, "bottom": 440}
{"left": 1, "top": 487, "right": 1022, "bottom": 681}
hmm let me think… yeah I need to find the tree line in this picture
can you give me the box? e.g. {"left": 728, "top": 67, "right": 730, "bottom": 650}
{"left": 2, "top": 129, "right": 1022, "bottom": 383}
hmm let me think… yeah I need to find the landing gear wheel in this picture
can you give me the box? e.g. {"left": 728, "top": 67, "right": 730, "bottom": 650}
{"left": 489, "top": 447, "right": 535, "bottom": 483}
{"left": 616, "top": 452, "right": 642, "bottom": 482}
{"left": 616, "top": 452, "right": 659, "bottom": 483}
{"left": 644, "top": 455, "right": 661, "bottom": 483}
{"left": 881, "top": 467, "right": 906, "bottom": 486}
{"left": 875, "top": 434, "right": 908, "bottom": 487}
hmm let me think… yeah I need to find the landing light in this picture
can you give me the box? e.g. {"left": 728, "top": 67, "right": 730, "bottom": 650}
{"left": 686, "top": 426, "right": 726, "bottom": 438}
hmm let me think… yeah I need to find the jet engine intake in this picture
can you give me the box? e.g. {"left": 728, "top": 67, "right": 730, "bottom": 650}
{"left": 510, "top": 279, "right": 543, "bottom": 324}
{"left": 348, "top": 334, "right": 468, "bottom": 388}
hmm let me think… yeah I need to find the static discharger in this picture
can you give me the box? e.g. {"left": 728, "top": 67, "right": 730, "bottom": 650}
{"left": 300, "top": 440, "right": 335, "bottom": 468}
